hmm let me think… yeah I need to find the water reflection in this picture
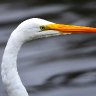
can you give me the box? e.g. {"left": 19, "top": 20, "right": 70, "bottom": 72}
{"left": 27, "top": 68, "right": 96, "bottom": 94}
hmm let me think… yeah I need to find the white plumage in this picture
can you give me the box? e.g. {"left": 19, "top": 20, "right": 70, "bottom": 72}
{"left": 1, "top": 18, "right": 61, "bottom": 96}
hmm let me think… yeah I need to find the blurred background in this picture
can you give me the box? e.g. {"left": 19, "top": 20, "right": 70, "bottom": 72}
{"left": 0, "top": 0, "right": 96, "bottom": 96}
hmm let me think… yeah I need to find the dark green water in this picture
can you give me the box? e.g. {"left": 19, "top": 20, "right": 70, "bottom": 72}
{"left": 0, "top": 0, "right": 96, "bottom": 96}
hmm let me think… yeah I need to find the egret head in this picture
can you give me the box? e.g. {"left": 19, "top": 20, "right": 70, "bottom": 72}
{"left": 17, "top": 18, "right": 54, "bottom": 32}
{"left": 14, "top": 18, "right": 62, "bottom": 41}
{"left": 13, "top": 18, "right": 95, "bottom": 42}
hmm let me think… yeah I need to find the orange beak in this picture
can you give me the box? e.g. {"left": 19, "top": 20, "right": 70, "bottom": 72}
{"left": 47, "top": 24, "right": 96, "bottom": 34}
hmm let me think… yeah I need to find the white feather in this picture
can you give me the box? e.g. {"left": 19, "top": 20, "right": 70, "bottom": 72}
{"left": 1, "top": 18, "right": 61, "bottom": 96}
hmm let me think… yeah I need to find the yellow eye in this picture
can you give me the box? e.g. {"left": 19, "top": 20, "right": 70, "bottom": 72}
{"left": 40, "top": 26, "right": 46, "bottom": 31}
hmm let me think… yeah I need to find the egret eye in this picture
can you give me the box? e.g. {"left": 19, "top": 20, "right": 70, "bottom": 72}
{"left": 40, "top": 26, "right": 46, "bottom": 31}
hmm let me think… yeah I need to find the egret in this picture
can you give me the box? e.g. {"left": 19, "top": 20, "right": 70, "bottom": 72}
{"left": 1, "top": 18, "right": 96, "bottom": 96}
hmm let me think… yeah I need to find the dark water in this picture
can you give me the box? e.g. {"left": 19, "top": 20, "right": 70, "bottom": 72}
{"left": 0, "top": 0, "right": 96, "bottom": 96}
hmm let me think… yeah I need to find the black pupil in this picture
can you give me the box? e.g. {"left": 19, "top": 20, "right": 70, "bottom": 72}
{"left": 41, "top": 26, "right": 45, "bottom": 30}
